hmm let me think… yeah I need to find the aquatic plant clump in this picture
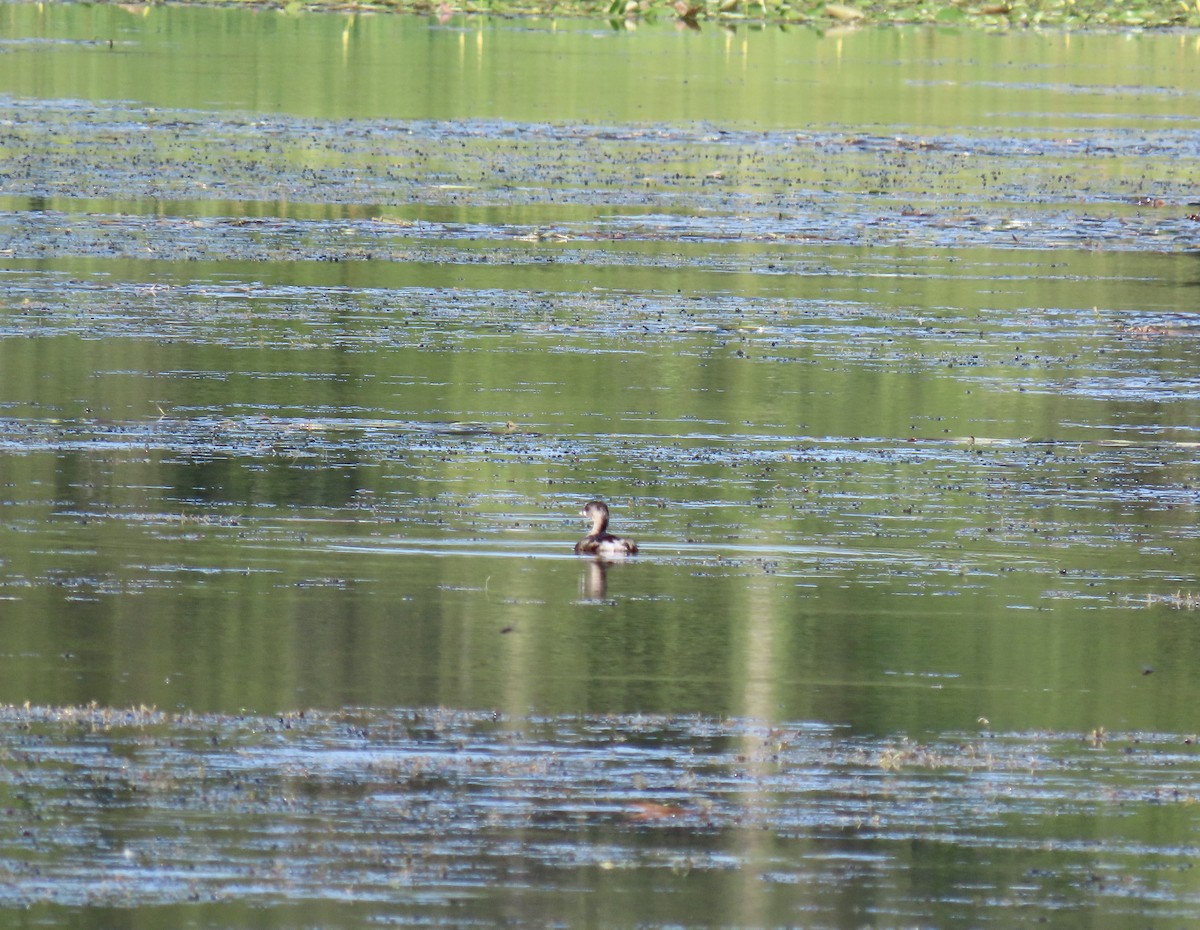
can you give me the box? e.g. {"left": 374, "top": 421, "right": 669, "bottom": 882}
{"left": 609, "top": 0, "right": 1200, "bottom": 27}
{"left": 1, "top": 704, "right": 1199, "bottom": 917}
{"left": 152, "top": 0, "right": 1200, "bottom": 30}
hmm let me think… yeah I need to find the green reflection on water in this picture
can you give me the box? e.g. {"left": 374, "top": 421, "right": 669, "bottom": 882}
{"left": 3, "top": 4, "right": 1200, "bottom": 129}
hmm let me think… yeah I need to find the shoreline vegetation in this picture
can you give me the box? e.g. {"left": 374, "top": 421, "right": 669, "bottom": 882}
{"left": 58, "top": 0, "right": 1200, "bottom": 29}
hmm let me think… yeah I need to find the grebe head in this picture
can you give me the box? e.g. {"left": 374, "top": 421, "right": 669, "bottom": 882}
{"left": 581, "top": 500, "right": 610, "bottom": 533}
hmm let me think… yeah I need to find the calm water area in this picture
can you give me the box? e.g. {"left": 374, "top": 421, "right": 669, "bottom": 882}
{"left": 1, "top": 3, "right": 1200, "bottom": 925}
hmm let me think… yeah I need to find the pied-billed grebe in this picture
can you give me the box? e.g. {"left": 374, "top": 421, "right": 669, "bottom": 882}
{"left": 574, "top": 500, "right": 638, "bottom": 557}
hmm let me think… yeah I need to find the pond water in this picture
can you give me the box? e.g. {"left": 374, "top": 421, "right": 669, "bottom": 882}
{"left": 1, "top": 4, "right": 1200, "bottom": 926}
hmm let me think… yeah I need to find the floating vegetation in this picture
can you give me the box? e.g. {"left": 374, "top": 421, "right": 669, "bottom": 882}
{"left": 1, "top": 704, "right": 1200, "bottom": 916}
{"left": 1136, "top": 590, "right": 1200, "bottom": 610}
{"left": 142, "top": 0, "right": 1200, "bottom": 30}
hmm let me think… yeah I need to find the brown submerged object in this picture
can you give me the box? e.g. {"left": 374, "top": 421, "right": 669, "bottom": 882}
{"left": 574, "top": 500, "right": 638, "bottom": 557}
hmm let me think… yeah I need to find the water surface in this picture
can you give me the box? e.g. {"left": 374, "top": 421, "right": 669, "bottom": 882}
{"left": 0, "top": 5, "right": 1199, "bottom": 926}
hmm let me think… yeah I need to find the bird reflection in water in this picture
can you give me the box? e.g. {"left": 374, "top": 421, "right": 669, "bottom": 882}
{"left": 579, "top": 557, "right": 612, "bottom": 601}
